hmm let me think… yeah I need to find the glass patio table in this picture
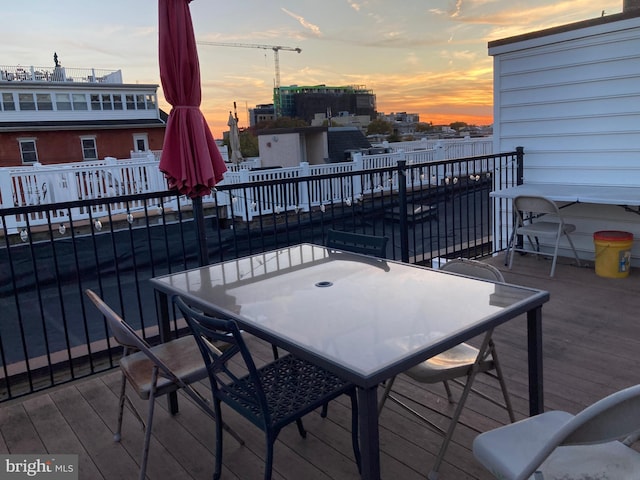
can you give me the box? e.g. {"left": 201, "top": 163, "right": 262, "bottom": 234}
{"left": 150, "top": 244, "right": 549, "bottom": 480}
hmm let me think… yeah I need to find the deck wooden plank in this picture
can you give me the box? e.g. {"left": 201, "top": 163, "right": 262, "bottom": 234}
{"left": 49, "top": 379, "right": 142, "bottom": 479}
{"left": 21, "top": 392, "right": 104, "bottom": 479}
{"left": 0, "top": 402, "right": 46, "bottom": 453}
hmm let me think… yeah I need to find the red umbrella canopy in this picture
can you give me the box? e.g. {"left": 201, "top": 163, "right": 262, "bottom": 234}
{"left": 158, "top": 0, "right": 226, "bottom": 198}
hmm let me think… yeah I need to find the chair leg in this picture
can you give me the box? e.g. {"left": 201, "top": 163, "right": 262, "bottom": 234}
{"left": 378, "top": 376, "right": 396, "bottom": 415}
{"left": 295, "top": 418, "right": 307, "bottom": 438}
{"left": 549, "top": 230, "right": 562, "bottom": 277}
{"left": 506, "top": 228, "right": 517, "bottom": 268}
{"left": 180, "top": 383, "right": 245, "bottom": 445}
{"left": 566, "top": 232, "right": 582, "bottom": 267}
{"left": 264, "top": 432, "right": 275, "bottom": 480}
{"left": 139, "top": 367, "right": 159, "bottom": 480}
{"left": 487, "top": 340, "right": 515, "bottom": 423}
{"left": 214, "top": 400, "right": 224, "bottom": 480}
{"left": 115, "top": 371, "right": 127, "bottom": 442}
{"left": 380, "top": 377, "right": 445, "bottom": 435}
{"left": 428, "top": 332, "right": 493, "bottom": 480}
{"left": 428, "top": 368, "right": 479, "bottom": 480}
{"left": 442, "top": 380, "right": 454, "bottom": 403}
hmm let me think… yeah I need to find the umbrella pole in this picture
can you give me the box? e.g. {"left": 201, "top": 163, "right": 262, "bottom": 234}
{"left": 192, "top": 196, "right": 209, "bottom": 266}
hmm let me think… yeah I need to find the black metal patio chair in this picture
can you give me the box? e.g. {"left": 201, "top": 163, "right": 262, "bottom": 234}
{"left": 174, "top": 296, "right": 361, "bottom": 480}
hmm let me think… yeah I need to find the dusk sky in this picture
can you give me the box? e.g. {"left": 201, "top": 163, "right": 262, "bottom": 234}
{"left": 4, "top": 0, "right": 622, "bottom": 138}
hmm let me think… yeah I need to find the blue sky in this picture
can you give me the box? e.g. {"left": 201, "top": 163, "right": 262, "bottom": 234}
{"left": 4, "top": 0, "right": 623, "bottom": 137}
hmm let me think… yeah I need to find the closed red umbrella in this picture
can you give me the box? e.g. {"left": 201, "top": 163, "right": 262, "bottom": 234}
{"left": 158, "top": 0, "right": 226, "bottom": 264}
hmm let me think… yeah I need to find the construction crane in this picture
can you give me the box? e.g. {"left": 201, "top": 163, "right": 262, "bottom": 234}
{"left": 197, "top": 41, "right": 302, "bottom": 117}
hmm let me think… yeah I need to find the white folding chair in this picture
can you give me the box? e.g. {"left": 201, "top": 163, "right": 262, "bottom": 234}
{"left": 473, "top": 383, "right": 640, "bottom": 479}
{"left": 507, "top": 195, "right": 581, "bottom": 277}
{"left": 85, "top": 289, "right": 243, "bottom": 480}
{"left": 378, "top": 258, "right": 515, "bottom": 480}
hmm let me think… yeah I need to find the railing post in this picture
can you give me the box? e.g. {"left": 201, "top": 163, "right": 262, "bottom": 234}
{"left": 239, "top": 169, "right": 252, "bottom": 221}
{"left": 0, "top": 168, "right": 13, "bottom": 209}
{"left": 352, "top": 153, "right": 364, "bottom": 199}
{"left": 397, "top": 160, "right": 410, "bottom": 263}
{"left": 435, "top": 141, "right": 445, "bottom": 161}
{"left": 0, "top": 168, "right": 17, "bottom": 232}
{"left": 516, "top": 146, "right": 524, "bottom": 185}
{"left": 299, "top": 162, "right": 310, "bottom": 213}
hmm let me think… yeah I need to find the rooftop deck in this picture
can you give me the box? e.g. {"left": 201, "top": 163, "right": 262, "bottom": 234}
{"left": 2, "top": 253, "right": 639, "bottom": 479}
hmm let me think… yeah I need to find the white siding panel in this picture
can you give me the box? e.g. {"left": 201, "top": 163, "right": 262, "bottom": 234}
{"left": 500, "top": 76, "right": 639, "bottom": 105}
{"left": 498, "top": 31, "right": 640, "bottom": 74}
{"left": 500, "top": 114, "right": 640, "bottom": 136}
{"left": 499, "top": 132, "right": 640, "bottom": 151}
{"left": 500, "top": 57, "right": 640, "bottom": 90}
{"left": 500, "top": 94, "right": 640, "bottom": 120}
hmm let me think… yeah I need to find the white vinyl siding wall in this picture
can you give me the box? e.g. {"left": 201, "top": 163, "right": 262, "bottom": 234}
{"left": 490, "top": 14, "right": 640, "bottom": 261}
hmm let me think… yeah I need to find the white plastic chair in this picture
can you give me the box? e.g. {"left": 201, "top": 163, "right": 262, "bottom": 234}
{"left": 378, "top": 258, "right": 515, "bottom": 480}
{"left": 473, "top": 383, "right": 640, "bottom": 480}
{"left": 507, "top": 195, "right": 581, "bottom": 277}
{"left": 85, "top": 289, "right": 243, "bottom": 480}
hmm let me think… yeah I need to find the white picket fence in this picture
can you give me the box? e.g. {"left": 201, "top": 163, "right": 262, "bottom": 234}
{"left": 0, "top": 137, "right": 493, "bottom": 230}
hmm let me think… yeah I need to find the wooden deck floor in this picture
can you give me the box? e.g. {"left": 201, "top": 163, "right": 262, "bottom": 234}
{"left": 2, "top": 253, "right": 640, "bottom": 479}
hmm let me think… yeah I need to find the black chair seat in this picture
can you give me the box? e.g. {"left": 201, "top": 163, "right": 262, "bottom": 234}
{"left": 222, "top": 353, "right": 353, "bottom": 428}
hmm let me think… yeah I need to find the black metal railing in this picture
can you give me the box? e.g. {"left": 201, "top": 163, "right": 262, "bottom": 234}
{"left": 0, "top": 151, "right": 521, "bottom": 401}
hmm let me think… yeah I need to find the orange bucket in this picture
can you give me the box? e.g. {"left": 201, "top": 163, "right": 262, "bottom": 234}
{"left": 593, "top": 231, "right": 633, "bottom": 278}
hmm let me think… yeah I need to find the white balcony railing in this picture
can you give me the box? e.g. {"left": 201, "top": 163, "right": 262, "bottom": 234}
{"left": 0, "top": 137, "right": 493, "bottom": 229}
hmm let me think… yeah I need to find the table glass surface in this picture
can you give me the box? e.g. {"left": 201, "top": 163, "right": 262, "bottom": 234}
{"left": 153, "top": 244, "right": 543, "bottom": 380}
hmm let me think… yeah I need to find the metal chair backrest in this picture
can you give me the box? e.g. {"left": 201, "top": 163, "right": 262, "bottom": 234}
{"left": 85, "top": 289, "right": 181, "bottom": 384}
{"left": 513, "top": 195, "right": 561, "bottom": 219}
{"left": 520, "top": 384, "right": 640, "bottom": 479}
{"left": 173, "top": 296, "right": 270, "bottom": 427}
{"left": 440, "top": 258, "right": 505, "bottom": 282}
{"left": 561, "top": 384, "right": 640, "bottom": 446}
{"left": 326, "top": 229, "right": 388, "bottom": 258}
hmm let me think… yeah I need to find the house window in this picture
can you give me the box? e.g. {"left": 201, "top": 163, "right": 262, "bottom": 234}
{"left": 81, "top": 137, "right": 98, "bottom": 161}
{"left": 72, "top": 93, "right": 88, "bottom": 110}
{"left": 145, "top": 94, "right": 156, "bottom": 109}
{"left": 19, "top": 139, "right": 38, "bottom": 164}
{"left": 90, "top": 94, "right": 101, "bottom": 110}
{"left": 113, "top": 94, "right": 123, "bottom": 110}
{"left": 36, "top": 93, "right": 53, "bottom": 111}
{"left": 136, "top": 94, "right": 145, "bottom": 109}
{"left": 56, "top": 93, "right": 72, "bottom": 110}
{"left": 133, "top": 133, "right": 149, "bottom": 152}
{"left": 1, "top": 92, "right": 16, "bottom": 111}
{"left": 18, "top": 93, "right": 36, "bottom": 111}
{"left": 101, "top": 93, "right": 113, "bottom": 110}
{"left": 125, "top": 94, "right": 135, "bottom": 110}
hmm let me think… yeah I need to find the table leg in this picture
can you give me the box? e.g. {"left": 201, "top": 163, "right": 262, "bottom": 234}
{"left": 527, "top": 306, "right": 543, "bottom": 416}
{"left": 155, "top": 290, "right": 179, "bottom": 415}
{"left": 357, "top": 385, "right": 381, "bottom": 480}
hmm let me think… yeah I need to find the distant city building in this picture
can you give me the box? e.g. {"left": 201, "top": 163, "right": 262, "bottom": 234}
{"left": 378, "top": 112, "right": 420, "bottom": 124}
{"left": 248, "top": 103, "right": 275, "bottom": 127}
{"left": 310, "top": 111, "right": 371, "bottom": 132}
{"left": 275, "top": 84, "right": 376, "bottom": 123}
{"left": 378, "top": 112, "right": 421, "bottom": 137}
{"left": 0, "top": 60, "right": 166, "bottom": 167}
{"left": 256, "top": 125, "right": 372, "bottom": 167}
